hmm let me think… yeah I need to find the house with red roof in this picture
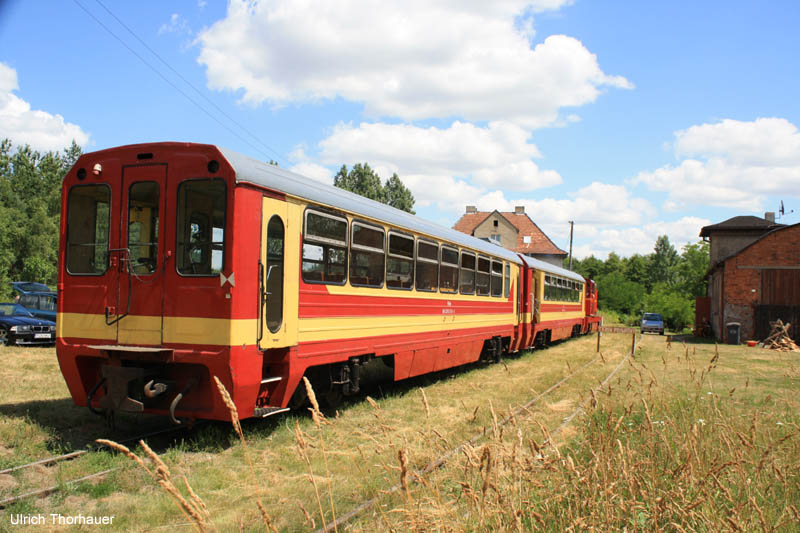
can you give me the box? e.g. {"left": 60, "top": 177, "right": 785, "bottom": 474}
{"left": 453, "top": 206, "right": 567, "bottom": 267}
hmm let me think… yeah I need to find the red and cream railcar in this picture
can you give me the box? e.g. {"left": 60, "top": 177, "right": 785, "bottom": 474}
{"left": 514, "top": 256, "right": 601, "bottom": 351}
{"left": 57, "top": 142, "right": 526, "bottom": 423}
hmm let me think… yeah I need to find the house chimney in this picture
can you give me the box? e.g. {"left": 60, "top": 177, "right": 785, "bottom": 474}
{"left": 514, "top": 206, "right": 525, "bottom": 214}
{"left": 765, "top": 212, "right": 775, "bottom": 223}
{"left": 466, "top": 205, "right": 477, "bottom": 214}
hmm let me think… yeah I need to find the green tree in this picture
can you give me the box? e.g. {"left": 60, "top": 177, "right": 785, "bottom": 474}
{"left": 334, "top": 163, "right": 386, "bottom": 204}
{"left": 596, "top": 271, "right": 645, "bottom": 316}
{"left": 0, "top": 139, "right": 80, "bottom": 300}
{"left": 572, "top": 255, "right": 604, "bottom": 280}
{"left": 648, "top": 235, "right": 679, "bottom": 286}
{"left": 676, "top": 241, "right": 709, "bottom": 298}
{"left": 333, "top": 163, "right": 415, "bottom": 214}
{"left": 383, "top": 172, "right": 416, "bottom": 214}
{"left": 624, "top": 254, "right": 650, "bottom": 289}
{"left": 643, "top": 283, "right": 695, "bottom": 331}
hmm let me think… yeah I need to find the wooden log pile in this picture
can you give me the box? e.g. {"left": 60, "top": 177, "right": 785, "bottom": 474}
{"left": 762, "top": 319, "right": 800, "bottom": 352}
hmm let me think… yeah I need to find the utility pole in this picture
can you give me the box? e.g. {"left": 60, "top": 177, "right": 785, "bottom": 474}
{"left": 568, "top": 220, "right": 574, "bottom": 270}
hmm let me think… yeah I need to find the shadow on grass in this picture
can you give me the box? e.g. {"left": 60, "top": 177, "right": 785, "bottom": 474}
{"left": 0, "top": 397, "right": 246, "bottom": 457}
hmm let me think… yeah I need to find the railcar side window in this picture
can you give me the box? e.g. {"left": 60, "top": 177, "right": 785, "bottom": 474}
{"left": 66, "top": 184, "right": 110, "bottom": 275}
{"left": 476, "top": 256, "right": 490, "bottom": 296}
{"left": 266, "top": 215, "right": 284, "bottom": 333}
{"left": 349, "top": 222, "right": 385, "bottom": 287}
{"left": 176, "top": 179, "right": 226, "bottom": 276}
{"left": 491, "top": 260, "right": 503, "bottom": 297}
{"left": 127, "top": 181, "right": 159, "bottom": 275}
{"left": 440, "top": 246, "right": 459, "bottom": 293}
{"left": 416, "top": 240, "right": 439, "bottom": 292}
{"left": 504, "top": 264, "right": 510, "bottom": 298}
{"left": 460, "top": 251, "right": 476, "bottom": 294}
{"left": 387, "top": 232, "right": 414, "bottom": 290}
{"left": 543, "top": 274, "right": 582, "bottom": 301}
{"left": 302, "top": 210, "right": 348, "bottom": 284}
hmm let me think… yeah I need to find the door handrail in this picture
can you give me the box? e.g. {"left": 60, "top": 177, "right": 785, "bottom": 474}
{"left": 106, "top": 248, "right": 132, "bottom": 326}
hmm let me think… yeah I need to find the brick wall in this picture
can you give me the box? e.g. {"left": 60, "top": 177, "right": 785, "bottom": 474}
{"left": 720, "top": 224, "right": 800, "bottom": 341}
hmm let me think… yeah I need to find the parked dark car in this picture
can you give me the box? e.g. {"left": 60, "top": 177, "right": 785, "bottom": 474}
{"left": 0, "top": 303, "right": 56, "bottom": 346}
{"left": 640, "top": 312, "right": 665, "bottom": 335}
{"left": 16, "top": 292, "right": 57, "bottom": 321}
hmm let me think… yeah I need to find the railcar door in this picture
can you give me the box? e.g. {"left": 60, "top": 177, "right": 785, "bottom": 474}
{"left": 258, "top": 196, "right": 296, "bottom": 349}
{"left": 115, "top": 164, "right": 167, "bottom": 345}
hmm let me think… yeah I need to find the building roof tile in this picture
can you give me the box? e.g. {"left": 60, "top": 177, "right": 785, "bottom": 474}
{"left": 452, "top": 210, "right": 566, "bottom": 256}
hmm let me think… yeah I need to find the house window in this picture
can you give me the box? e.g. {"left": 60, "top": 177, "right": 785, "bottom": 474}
{"left": 523, "top": 235, "right": 532, "bottom": 244}
{"left": 490, "top": 234, "right": 501, "bottom": 244}
{"left": 493, "top": 219, "right": 498, "bottom": 227}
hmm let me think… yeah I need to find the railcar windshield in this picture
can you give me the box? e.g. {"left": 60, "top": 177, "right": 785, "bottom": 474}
{"left": 176, "top": 179, "right": 227, "bottom": 276}
{"left": 66, "top": 185, "right": 111, "bottom": 275}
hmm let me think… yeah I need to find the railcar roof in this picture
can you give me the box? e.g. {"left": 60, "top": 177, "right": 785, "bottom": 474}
{"left": 219, "top": 147, "right": 521, "bottom": 264}
{"left": 520, "top": 255, "right": 585, "bottom": 283}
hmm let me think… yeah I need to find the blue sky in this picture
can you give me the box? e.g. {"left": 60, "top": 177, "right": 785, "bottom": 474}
{"left": 1, "top": 0, "right": 798, "bottom": 259}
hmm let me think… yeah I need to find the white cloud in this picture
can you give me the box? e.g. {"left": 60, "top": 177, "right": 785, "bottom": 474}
{"left": 570, "top": 216, "right": 711, "bottom": 259}
{"left": 318, "top": 120, "right": 561, "bottom": 206}
{"left": 287, "top": 145, "right": 334, "bottom": 184}
{"left": 159, "top": 13, "right": 192, "bottom": 36}
{"left": 196, "top": 0, "right": 631, "bottom": 127}
{"left": 0, "top": 63, "right": 90, "bottom": 152}
{"left": 635, "top": 117, "right": 800, "bottom": 212}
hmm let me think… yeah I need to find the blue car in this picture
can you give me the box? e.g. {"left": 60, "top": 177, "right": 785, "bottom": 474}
{"left": 16, "top": 291, "right": 57, "bottom": 321}
{"left": 641, "top": 312, "right": 665, "bottom": 335}
{"left": 11, "top": 281, "right": 52, "bottom": 294}
{"left": 0, "top": 303, "right": 56, "bottom": 346}
{"left": 11, "top": 282, "right": 57, "bottom": 321}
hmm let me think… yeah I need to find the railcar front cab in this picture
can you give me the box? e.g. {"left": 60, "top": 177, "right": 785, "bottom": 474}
{"left": 58, "top": 144, "right": 236, "bottom": 423}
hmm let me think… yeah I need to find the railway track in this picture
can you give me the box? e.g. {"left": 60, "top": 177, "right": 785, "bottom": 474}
{"left": 318, "top": 335, "right": 640, "bottom": 532}
{"left": 0, "top": 423, "right": 201, "bottom": 508}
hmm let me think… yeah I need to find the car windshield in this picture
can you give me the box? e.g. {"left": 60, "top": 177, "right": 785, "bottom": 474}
{"left": 643, "top": 313, "right": 663, "bottom": 321}
{"left": 0, "top": 303, "right": 34, "bottom": 317}
{"left": 13, "top": 282, "right": 51, "bottom": 293}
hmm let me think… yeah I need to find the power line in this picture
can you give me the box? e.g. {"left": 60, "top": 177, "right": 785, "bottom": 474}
{"left": 92, "top": 0, "right": 286, "bottom": 165}
{"left": 72, "top": 0, "right": 285, "bottom": 165}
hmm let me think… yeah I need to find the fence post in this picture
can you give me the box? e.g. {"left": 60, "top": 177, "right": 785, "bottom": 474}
{"left": 631, "top": 332, "right": 636, "bottom": 356}
{"left": 596, "top": 327, "right": 601, "bottom": 353}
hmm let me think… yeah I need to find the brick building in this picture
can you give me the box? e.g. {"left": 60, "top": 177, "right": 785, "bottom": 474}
{"left": 453, "top": 206, "right": 567, "bottom": 267}
{"left": 701, "top": 216, "right": 800, "bottom": 343}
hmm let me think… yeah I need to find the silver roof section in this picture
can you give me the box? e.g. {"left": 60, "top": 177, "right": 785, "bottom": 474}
{"left": 219, "top": 147, "right": 521, "bottom": 264}
{"left": 521, "top": 255, "right": 585, "bottom": 283}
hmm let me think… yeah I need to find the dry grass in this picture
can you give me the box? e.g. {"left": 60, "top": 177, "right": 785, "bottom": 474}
{"left": 366, "top": 336, "right": 800, "bottom": 531}
{"left": 3, "top": 334, "right": 798, "bottom": 531}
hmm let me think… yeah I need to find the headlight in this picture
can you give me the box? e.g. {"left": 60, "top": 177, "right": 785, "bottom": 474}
{"left": 10, "top": 325, "right": 31, "bottom": 333}
{"left": 50, "top": 325, "right": 56, "bottom": 332}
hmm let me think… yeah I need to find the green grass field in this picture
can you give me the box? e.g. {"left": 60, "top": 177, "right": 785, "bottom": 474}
{"left": 0, "top": 332, "right": 798, "bottom": 531}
